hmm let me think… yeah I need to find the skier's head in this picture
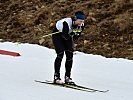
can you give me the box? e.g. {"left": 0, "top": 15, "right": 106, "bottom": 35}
{"left": 75, "top": 11, "right": 85, "bottom": 20}
{"left": 74, "top": 11, "right": 85, "bottom": 26}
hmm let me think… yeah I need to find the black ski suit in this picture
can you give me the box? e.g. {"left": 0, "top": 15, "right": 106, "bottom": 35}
{"left": 52, "top": 17, "right": 84, "bottom": 77}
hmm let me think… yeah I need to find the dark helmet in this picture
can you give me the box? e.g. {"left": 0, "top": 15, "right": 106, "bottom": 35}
{"left": 75, "top": 11, "right": 85, "bottom": 20}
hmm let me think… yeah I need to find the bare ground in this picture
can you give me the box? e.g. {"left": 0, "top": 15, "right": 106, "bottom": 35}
{"left": 0, "top": 0, "right": 133, "bottom": 59}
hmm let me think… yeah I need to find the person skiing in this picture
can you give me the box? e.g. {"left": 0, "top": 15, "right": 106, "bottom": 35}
{"left": 52, "top": 11, "right": 85, "bottom": 84}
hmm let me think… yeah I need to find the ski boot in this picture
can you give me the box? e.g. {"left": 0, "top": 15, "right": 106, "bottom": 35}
{"left": 65, "top": 76, "right": 75, "bottom": 85}
{"left": 54, "top": 73, "right": 63, "bottom": 84}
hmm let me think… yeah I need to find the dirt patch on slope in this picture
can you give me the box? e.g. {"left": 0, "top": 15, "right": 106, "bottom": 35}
{"left": 0, "top": 0, "right": 133, "bottom": 59}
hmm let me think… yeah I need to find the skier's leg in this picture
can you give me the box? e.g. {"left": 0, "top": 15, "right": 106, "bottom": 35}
{"left": 52, "top": 32, "right": 65, "bottom": 82}
{"left": 64, "top": 38, "right": 74, "bottom": 77}
{"left": 63, "top": 38, "right": 75, "bottom": 84}
{"left": 54, "top": 51, "right": 64, "bottom": 75}
{"left": 53, "top": 51, "right": 64, "bottom": 84}
{"left": 65, "top": 50, "right": 73, "bottom": 77}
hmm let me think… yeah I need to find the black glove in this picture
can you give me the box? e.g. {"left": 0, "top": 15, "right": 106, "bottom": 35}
{"left": 73, "top": 32, "right": 81, "bottom": 41}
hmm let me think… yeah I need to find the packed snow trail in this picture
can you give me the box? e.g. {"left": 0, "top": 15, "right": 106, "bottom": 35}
{"left": 0, "top": 42, "right": 133, "bottom": 100}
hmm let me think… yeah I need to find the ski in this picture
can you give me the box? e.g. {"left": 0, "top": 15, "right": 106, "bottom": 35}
{"left": 35, "top": 80, "right": 95, "bottom": 92}
{"left": 35, "top": 80, "right": 109, "bottom": 93}
{"left": 67, "top": 83, "right": 109, "bottom": 93}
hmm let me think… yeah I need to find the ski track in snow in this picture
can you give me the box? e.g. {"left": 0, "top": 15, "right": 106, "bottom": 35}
{"left": 0, "top": 42, "right": 133, "bottom": 100}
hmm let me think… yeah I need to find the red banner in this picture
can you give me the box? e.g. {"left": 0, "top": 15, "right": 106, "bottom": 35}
{"left": 0, "top": 50, "right": 21, "bottom": 57}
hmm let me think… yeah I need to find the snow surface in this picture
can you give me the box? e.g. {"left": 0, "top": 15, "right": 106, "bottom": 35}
{"left": 0, "top": 42, "right": 133, "bottom": 100}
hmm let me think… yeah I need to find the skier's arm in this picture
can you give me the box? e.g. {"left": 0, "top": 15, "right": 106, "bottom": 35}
{"left": 62, "top": 21, "right": 71, "bottom": 40}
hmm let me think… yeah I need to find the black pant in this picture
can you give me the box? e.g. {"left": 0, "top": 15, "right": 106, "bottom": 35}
{"left": 52, "top": 30, "right": 73, "bottom": 77}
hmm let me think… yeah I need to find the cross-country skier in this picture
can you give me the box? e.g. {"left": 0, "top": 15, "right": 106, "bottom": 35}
{"left": 52, "top": 11, "right": 85, "bottom": 84}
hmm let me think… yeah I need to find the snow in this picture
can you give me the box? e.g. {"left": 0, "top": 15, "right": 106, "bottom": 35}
{"left": 0, "top": 42, "right": 133, "bottom": 100}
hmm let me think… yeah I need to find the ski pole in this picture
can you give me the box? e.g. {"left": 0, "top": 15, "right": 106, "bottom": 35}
{"left": 39, "top": 31, "right": 61, "bottom": 44}
{"left": 42, "top": 31, "right": 61, "bottom": 38}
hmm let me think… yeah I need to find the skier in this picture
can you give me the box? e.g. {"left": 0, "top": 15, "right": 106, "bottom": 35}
{"left": 52, "top": 11, "right": 85, "bottom": 84}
